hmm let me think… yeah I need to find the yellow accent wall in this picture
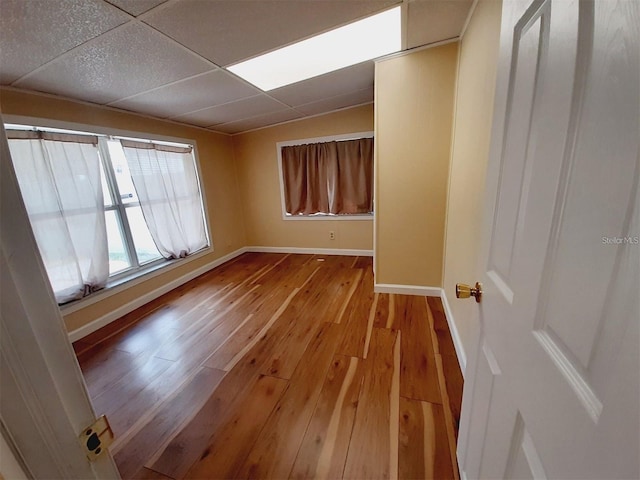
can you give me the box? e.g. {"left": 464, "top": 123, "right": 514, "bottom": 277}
{"left": 233, "top": 104, "right": 374, "bottom": 251}
{"left": 375, "top": 43, "right": 458, "bottom": 287}
{"left": 0, "top": 88, "right": 246, "bottom": 333}
{"left": 442, "top": 0, "right": 502, "bottom": 356}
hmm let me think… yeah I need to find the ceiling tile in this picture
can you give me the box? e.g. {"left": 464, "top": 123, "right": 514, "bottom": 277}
{"left": 172, "top": 95, "right": 289, "bottom": 127}
{"left": 14, "top": 22, "right": 213, "bottom": 105}
{"left": 2, "top": 0, "right": 471, "bottom": 131}
{"left": 212, "top": 109, "right": 303, "bottom": 135}
{"left": 295, "top": 87, "right": 374, "bottom": 116}
{"left": 269, "top": 61, "right": 374, "bottom": 107}
{"left": 144, "top": 0, "right": 400, "bottom": 66}
{"left": 105, "top": 0, "right": 167, "bottom": 17}
{"left": 407, "top": 0, "right": 472, "bottom": 49}
{"left": 109, "top": 71, "right": 259, "bottom": 118}
{"left": 0, "top": 0, "right": 130, "bottom": 84}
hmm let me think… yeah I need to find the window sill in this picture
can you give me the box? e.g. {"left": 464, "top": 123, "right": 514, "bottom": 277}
{"left": 282, "top": 214, "right": 374, "bottom": 221}
{"left": 60, "top": 246, "right": 212, "bottom": 315}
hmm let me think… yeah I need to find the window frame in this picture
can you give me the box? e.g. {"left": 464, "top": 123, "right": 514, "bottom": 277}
{"left": 4, "top": 114, "right": 213, "bottom": 312}
{"left": 276, "top": 131, "right": 375, "bottom": 221}
{"left": 98, "top": 138, "right": 166, "bottom": 278}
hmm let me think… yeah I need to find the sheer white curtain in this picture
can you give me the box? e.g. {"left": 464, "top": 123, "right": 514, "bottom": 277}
{"left": 7, "top": 131, "right": 109, "bottom": 304}
{"left": 120, "top": 140, "right": 208, "bottom": 259}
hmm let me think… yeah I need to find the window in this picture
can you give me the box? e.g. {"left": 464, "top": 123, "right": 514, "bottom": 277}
{"left": 277, "top": 133, "right": 374, "bottom": 219}
{"left": 6, "top": 124, "right": 209, "bottom": 304}
{"left": 102, "top": 139, "right": 163, "bottom": 274}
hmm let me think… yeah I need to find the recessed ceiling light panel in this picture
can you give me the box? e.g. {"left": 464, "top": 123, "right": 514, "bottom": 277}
{"left": 227, "top": 6, "right": 401, "bottom": 91}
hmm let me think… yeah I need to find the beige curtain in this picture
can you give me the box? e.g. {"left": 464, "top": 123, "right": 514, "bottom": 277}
{"left": 281, "top": 137, "right": 373, "bottom": 215}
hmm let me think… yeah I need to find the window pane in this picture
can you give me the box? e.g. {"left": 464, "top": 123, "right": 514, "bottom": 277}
{"left": 107, "top": 140, "right": 138, "bottom": 204}
{"left": 99, "top": 155, "right": 113, "bottom": 207}
{"left": 105, "top": 210, "right": 131, "bottom": 274}
{"left": 125, "top": 206, "right": 162, "bottom": 264}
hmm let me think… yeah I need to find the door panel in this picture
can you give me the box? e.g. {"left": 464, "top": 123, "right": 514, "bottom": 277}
{"left": 488, "top": 4, "right": 547, "bottom": 282}
{"left": 503, "top": 415, "right": 546, "bottom": 480}
{"left": 459, "top": 0, "right": 639, "bottom": 478}
{"left": 475, "top": 345, "right": 517, "bottom": 480}
{"left": 461, "top": 341, "right": 502, "bottom": 479}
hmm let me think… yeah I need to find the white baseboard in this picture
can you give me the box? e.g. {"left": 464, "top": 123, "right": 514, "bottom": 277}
{"left": 67, "top": 247, "right": 248, "bottom": 342}
{"left": 374, "top": 283, "right": 442, "bottom": 296}
{"left": 440, "top": 288, "right": 467, "bottom": 376}
{"left": 246, "top": 246, "right": 373, "bottom": 256}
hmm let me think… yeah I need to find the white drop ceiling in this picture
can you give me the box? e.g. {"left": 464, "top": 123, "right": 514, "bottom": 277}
{"left": 0, "top": 0, "right": 473, "bottom": 135}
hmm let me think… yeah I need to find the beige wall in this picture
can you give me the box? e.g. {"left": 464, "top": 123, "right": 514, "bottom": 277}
{"left": 233, "top": 104, "right": 374, "bottom": 251}
{"left": 442, "top": 0, "right": 502, "bottom": 357}
{"left": 375, "top": 43, "right": 458, "bottom": 287}
{"left": 0, "top": 88, "right": 246, "bottom": 332}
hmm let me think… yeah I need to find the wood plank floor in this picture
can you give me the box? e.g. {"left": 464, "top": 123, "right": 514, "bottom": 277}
{"left": 74, "top": 253, "right": 464, "bottom": 480}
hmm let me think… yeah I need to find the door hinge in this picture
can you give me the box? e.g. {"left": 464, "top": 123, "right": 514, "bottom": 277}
{"left": 79, "top": 415, "right": 114, "bottom": 461}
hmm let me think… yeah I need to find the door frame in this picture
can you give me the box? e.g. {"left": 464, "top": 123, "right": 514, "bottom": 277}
{"left": 0, "top": 118, "right": 120, "bottom": 478}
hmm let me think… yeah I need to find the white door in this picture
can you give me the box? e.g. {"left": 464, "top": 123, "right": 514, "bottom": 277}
{"left": 457, "top": 0, "right": 639, "bottom": 479}
{"left": 0, "top": 119, "right": 120, "bottom": 478}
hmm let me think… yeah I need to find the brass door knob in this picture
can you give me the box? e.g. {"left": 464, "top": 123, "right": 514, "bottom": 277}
{"left": 456, "top": 282, "right": 483, "bottom": 303}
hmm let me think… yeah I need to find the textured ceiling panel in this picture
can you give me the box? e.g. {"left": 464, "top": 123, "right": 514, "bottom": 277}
{"left": 213, "top": 109, "right": 303, "bottom": 135}
{"left": 143, "top": 0, "right": 400, "bottom": 66}
{"left": 172, "top": 95, "right": 289, "bottom": 127}
{"left": 14, "top": 22, "right": 213, "bottom": 105}
{"left": 105, "top": 0, "right": 167, "bottom": 17}
{"left": 407, "top": 0, "right": 472, "bottom": 49}
{"left": 2, "top": 0, "right": 472, "bottom": 134}
{"left": 269, "top": 61, "right": 374, "bottom": 107}
{"left": 295, "top": 87, "right": 374, "bottom": 116}
{"left": 109, "top": 70, "right": 259, "bottom": 118}
{"left": 0, "top": 0, "right": 130, "bottom": 84}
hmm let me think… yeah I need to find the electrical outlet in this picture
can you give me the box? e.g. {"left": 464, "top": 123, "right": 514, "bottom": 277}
{"left": 329, "top": 231, "right": 335, "bottom": 240}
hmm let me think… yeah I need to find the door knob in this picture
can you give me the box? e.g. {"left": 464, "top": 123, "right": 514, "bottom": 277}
{"left": 456, "top": 282, "right": 483, "bottom": 303}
